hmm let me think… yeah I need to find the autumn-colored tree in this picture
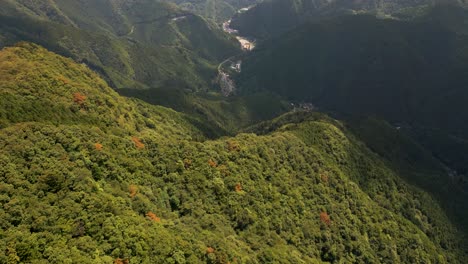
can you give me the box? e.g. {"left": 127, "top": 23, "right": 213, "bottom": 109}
{"left": 94, "top": 143, "right": 103, "bottom": 151}
{"left": 114, "top": 258, "right": 129, "bottom": 264}
{"left": 132, "top": 137, "right": 145, "bottom": 149}
{"left": 129, "top": 185, "right": 138, "bottom": 198}
{"left": 208, "top": 159, "right": 217, "bottom": 168}
{"left": 206, "top": 247, "right": 215, "bottom": 254}
{"left": 146, "top": 211, "right": 161, "bottom": 222}
{"left": 73, "top": 92, "right": 86, "bottom": 105}
{"left": 235, "top": 183, "right": 242, "bottom": 193}
{"left": 320, "top": 212, "right": 331, "bottom": 226}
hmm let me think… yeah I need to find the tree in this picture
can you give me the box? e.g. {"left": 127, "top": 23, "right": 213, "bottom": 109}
{"left": 320, "top": 212, "right": 331, "bottom": 226}
{"left": 73, "top": 92, "right": 86, "bottom": 106}
{"left": 132, "top": 137, "right": 145, "bottom": 149}
{"left": 129, "top": 185, "right": 138, "bottom": 198}
{"left": 235, "top": 183, "right": 242, "bottom": 193}
{"left": 146, "top": 212, "right": 161, "bottom": 222}
{"left": 208, "top": 159, "right": 217, "bottom": 168}
{"left": 94, "top": 143, "right": 103, "bottom": 151}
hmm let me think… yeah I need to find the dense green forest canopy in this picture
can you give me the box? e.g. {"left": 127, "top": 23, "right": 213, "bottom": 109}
{"left": 1, "top": 42, "right": 467, "bottom": 263}
{"left": 1, "top": 0, "right": 468, "bottom": 262}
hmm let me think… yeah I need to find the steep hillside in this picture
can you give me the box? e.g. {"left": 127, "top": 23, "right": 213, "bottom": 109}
{"left": 167, "top": 0, "right": 262, "bottom": 23}
{"left": 238, "top": 14, "right": 468, "bottom": 139}
{"left": 1, "top": 43, "right": 467, "bottom": 263}
{"left": 0, "top": 0, "right": 240, "bottom": 91}
{"left": 230, "top": 0, "right": 468, "bottom": 39}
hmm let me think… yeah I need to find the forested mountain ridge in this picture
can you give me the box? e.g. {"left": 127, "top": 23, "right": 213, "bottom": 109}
{"left": 0, "top": 0, "right": 291, "bottom": 137}
{"left": 166, "top": 0, "right": 262, "bottom": 23}
{"left": 237, "top": 12, "right": 468, "bottom": 140}
{"left": 230, "top": 0, "right": 468, "bottom": 39}
{"left": 0, "top": 0, "right": 240, "bottom": 91}
{"left": 1, "top": 43, "right": 467, "bottom": 263}
{"left": 236, "top": 9, "right": 468, "bottom": 198}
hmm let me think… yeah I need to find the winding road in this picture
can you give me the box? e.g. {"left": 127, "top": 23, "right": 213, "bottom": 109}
{"left": 217, "top": 6, "right": 256, "bottom": 96}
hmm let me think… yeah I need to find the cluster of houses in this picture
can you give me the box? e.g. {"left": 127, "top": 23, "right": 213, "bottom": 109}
{"left": 230, "top": 61, "right": 242, "bottom": 72}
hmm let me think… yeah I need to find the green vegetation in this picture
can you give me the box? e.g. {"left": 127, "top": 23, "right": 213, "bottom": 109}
{"left": 238, "top": 12, "right": 468, "bottom": 138}
{"left": 230, "top": 0, "right": 468, "bottom": 39}
{"left": 118, "top": 87, "right": 290, "bottom": 136}
{"left": 167, "top": 0, "right": 262, "bottom": 23}
{"left": 1, "top": 43, "right": 467, "bottom": 263}
{"left": 236, "top": 8, "right": 468, "bottom": 204}
{"left": 0, "top": 0, "right": 293, "bottom": 136}
{"left": 0, "top": 0, "right": 240, "bottom": 91}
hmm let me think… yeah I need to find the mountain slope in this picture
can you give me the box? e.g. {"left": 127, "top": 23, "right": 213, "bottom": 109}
{"left": 167, "top": 0, "right": 261, "bottom": 23}
{"left": 0, "top": 43, "right": 467, "bottom": 263}
{"left": 230, "top": 0, "right": 468, "bottom": 39}
{"left": 238, "top": 14, "right": 468, "bottom": 139}
{"left": 0, "top": 0, "right": 240, "bottom": 91}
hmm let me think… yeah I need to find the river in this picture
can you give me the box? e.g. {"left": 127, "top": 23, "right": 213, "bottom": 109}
{"left": 218, "top": 6, "right": 256, "bottom": 96}
{"left": 222, "top": 7, "right": 256, "bottom": 51}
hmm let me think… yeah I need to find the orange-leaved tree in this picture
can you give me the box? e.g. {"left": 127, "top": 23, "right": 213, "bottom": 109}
{"left": 114, "top": 258, "right": 129, "bottom": 264}
{"left": 73, "top": 92, "right": 86, "bottom": 106}
{"left": 132, "top": 137, "right": 145, "bottom": 149}
{"left": 208, "top": 159, "right": 217, "bottom": 168}
{"left": 94, "top": 143, "right": 103, "bottom": 151}
{"left": 206, "top": 247, "right": 215, "bottom": 254}
{"left": 320, "top": 212, "right": 331, "bottom": 226}
{"left": 235, "top": 183, "right": 242, "bottom": 193}
{"left": 146, "top": 212, "right": 161, "bottom": 222}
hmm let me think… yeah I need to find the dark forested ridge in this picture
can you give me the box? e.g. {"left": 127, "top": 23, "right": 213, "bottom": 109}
{"left": 238, "top": 11, "right": 468, "bottom": 135}
{"left": 230, "top": 0, "right": 468, "bottom": 39}
{"left": 236, "top": 8, "right": 468, "bottom": 187}
{"left": 1, "top": 42, "right": 467, "bottom": 263}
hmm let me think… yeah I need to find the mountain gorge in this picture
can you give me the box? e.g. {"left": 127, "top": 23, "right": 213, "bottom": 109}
{"left": 0, "top": 0, "right": 240, "bottom": 90}
{"left": 235, "top": 4, "right": 468, "bottom": 189}
{"left": 1, "top": 0, "right": 468, "bottom": 263}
